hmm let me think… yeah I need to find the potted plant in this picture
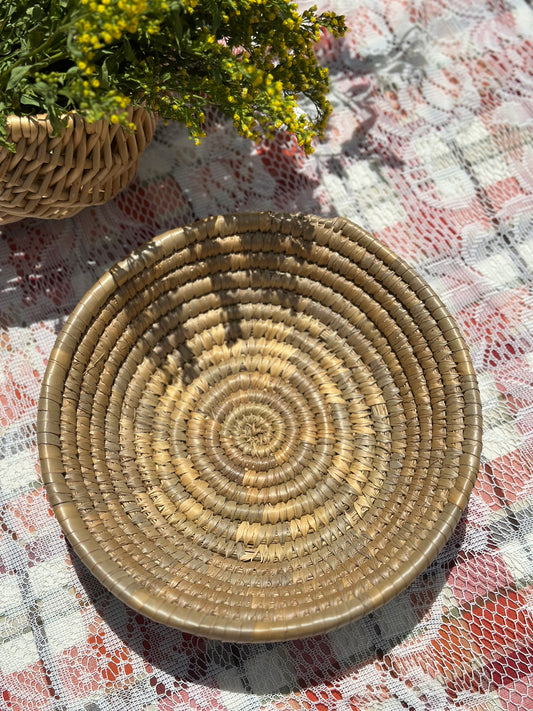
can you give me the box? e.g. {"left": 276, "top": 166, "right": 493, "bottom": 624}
{"left": 0, "top": 0, "right": 346, "bottom": 223}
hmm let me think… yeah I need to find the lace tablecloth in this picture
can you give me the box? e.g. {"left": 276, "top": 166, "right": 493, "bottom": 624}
{"left": 1, "top": 1, "right": 533, "bottom": 709}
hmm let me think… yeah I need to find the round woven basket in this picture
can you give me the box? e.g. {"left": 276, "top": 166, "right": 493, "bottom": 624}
{"left": 0, "top": 106, "right": 157, "bottom": 224}
{"left": 38, "top": 212, "right": 482, "bottom": 642}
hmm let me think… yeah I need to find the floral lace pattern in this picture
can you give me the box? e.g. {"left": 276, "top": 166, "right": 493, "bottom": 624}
{"left": 1, "top": 1, "right": 533, "bottom": 709}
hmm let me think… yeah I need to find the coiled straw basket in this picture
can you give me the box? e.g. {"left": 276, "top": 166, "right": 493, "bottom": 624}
{"left": 38, "top": 212, "right": 482, "bottom": 642}
{"left": 0, "top": 106, "right": 157, "bottom": 224}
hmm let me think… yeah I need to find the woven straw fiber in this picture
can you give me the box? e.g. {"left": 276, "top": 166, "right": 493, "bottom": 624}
{"left": 37, "top": 212, "right": 482, "bottom": 642}
{"left": 0, "top": 106, "right": 157, "bottom": 224}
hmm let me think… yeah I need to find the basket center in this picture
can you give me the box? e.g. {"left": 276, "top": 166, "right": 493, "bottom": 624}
{"left": 220, "top": 402, "right": 284, "bottom": 458}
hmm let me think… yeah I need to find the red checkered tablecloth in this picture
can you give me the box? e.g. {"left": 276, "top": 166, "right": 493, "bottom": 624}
{"left": 1, "top": 1, "right": 533, "bottom": 709}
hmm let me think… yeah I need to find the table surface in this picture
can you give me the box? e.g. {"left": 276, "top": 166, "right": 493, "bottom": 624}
{"left": 1, "top": 1, "right": 533, "bottom": 709}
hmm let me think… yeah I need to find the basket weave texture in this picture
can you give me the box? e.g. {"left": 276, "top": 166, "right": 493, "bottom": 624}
{"left": 0, "top": 106, "right": 157, "bottom": 224}
{"left": 38, "top": 212, "right": 482, "bottom": 642}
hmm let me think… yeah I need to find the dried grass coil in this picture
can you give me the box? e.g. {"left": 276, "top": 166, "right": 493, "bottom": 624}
{"left": 37, "top": 212, "right": 482, "bottom": 642}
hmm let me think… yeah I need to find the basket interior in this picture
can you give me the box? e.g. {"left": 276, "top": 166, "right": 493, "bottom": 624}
{"left": 38, "top": 212, "right": 482, "bottom": 642}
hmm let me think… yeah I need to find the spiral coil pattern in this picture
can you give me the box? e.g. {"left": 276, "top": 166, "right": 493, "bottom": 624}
{"left": 38, "top": 213, "right": 482, "bottom": 641}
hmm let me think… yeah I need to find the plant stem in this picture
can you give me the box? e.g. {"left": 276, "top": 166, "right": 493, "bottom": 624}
{"left": 0, "top": 15, "right": 84, "bottom": 84}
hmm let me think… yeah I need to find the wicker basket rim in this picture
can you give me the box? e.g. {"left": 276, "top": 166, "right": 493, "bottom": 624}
{"left": 5, "top": 106, "right": 155, "bottom": 129}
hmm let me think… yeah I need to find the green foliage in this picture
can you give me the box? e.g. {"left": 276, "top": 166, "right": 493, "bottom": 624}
{"left": 0, "top": 0, "right": 346, "bottom": 153}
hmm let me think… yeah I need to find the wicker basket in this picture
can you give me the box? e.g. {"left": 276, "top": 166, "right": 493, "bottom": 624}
{"left": 37, "top": 212, "right": 482, "bottom": 642}
{"left": 0, "top": 106, "right": 157, "bottom": 224}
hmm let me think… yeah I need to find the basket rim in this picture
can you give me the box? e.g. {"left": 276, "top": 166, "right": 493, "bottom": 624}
{"left": 37, "top": 211, "right": 483, "bottom": 642}
{"left": 6, "top": 105, "right": 155, "bottom": 125}
{"left": 3, "top": 106, "right": 157, "bottom": 144}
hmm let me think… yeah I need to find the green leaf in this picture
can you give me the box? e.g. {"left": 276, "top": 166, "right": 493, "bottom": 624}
{"left": 101, "top": 59, "right": 109, "bottom": 85}
{"left": 20, "top": 93, "right": 42, "bottom": 108}
{"left": 33, "top": 80, "right": 51, "bottom": 95}
{"left": 123, "top": 38, "right": 136, "bottom": 63}
{"left": 64, "top": 65, "right": 79, "bottom": 80}
{"left": 26, "top": 6, "right": 43, "bottom": 22}
{"left": 6, "top": 65, "right": 32, "bottom": 91}
{"left": 211, "top": 4, "right": 221, "bottom": 33}
{"left": 169, "top": 6, "right": 184, "bottom": 43}
{"left": 29, "top": 28, "right": 45, "bottom": 49}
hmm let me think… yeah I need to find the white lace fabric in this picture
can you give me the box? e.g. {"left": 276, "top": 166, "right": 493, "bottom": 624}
{"left": 1, "top": 1, "right": 533, "bottom": 709}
